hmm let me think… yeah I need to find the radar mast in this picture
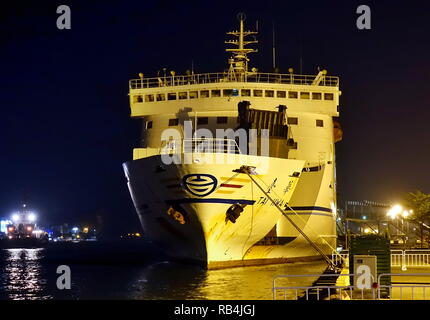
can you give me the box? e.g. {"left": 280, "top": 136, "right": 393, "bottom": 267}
{"left": 225, "top": 13, "right": 258, "bottom": 81}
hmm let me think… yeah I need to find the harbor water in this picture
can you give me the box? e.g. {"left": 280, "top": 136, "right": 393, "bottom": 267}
{"left": 0, "top": 240, "right": 327, "bottom": 300}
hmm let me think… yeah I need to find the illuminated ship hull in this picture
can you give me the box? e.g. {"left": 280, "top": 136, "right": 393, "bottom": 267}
{"left": 123, "top": 15, "right": 341, "bottom": 269}
{"left": 123, "top": 153, "right": 309, "bottom": 268}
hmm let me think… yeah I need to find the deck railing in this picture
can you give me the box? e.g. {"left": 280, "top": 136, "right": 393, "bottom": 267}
{"left": 160, "top": 138, "right": 242, "bottom": 155}
{"left": 129, "top": 72, "right": 339, "bottom": 89}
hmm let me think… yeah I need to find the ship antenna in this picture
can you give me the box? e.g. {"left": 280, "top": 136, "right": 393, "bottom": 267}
{"left": 299, "top": 36, "right": 304, "bottom": 74}
{"left": 225, "top": 12, "right": 258, "bottom": 81}
{"left": 272, "top": 22, "right": 276, "bottom": 72}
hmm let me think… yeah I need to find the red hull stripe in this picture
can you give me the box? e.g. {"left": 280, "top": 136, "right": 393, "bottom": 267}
{"left": 220, "top": 183, "right": 243, "bottom": 188}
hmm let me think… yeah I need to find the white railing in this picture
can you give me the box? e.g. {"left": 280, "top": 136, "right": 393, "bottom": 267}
{"left": 159, "top": 138, "right": 242, "bottom": 155}
{"left": 391, "top": 250, "right": 430, "bottom": 267}
{"left": 332, "top": 249, "right": 430, "bottom": 268}
{"left": 332, "top": 251, "right": 349, "bottom": 267}
{"left": 378, "top": 273, "right": 430, "bottom": 300}
{"left": 273, "top": 274, "right": 376, "bottom": 300}
{"left": 273, "top": 272, "right": 430, "bottom": 300}
{"left": 129, "top": 72, "right": 339, "bottom": 89}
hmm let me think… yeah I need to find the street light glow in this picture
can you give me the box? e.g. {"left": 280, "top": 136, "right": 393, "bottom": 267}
{"left": 387, "top": 204, "right": 403, "bottom": 219}
{"left": 387, "top": 204, "right": 413, "bottom": 219}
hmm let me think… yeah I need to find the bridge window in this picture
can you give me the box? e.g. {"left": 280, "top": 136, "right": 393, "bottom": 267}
{"left": 178, "top": 92, "right": 188, "bottom": 100}
{"left": 189, "top": 91, "right": 198, "bottom": 99}
{"left": 265, "top": 90, "right": 274, "bottom": 97}
{"left": 312, "top": 92, "right": 322, "bottom": 100}
{"left": 277, "top": 91, "right": 286, "bottom": 98}
{"left": 156, "top": 93, "right": 165, "bottom": 101}
{"left": 300, "top": 92, "right": 310, "bottom": 99}
{"left": 133, "top": 95, "right": 143, "bottom": 103}
{"left": 316, "top": 119, "right": 324, "bottom": 127}
{"left": 167, "top": 92, "right": 177, "bottom": 100}
{"left": 211, "top": 89, "right": 221, "bottom": 97}
{"left": 200, "top": 90, "right": 209, "bottom": 98}
{"left": 287, "top": 117, "right": 298, "bottom": 125}
{"left": 217, "top": 117, "right": 228, "bottom": 124}
{"left": 144, "top": 94, "right": 154, "bottom": 102}
{"left": 146, "top": 121, "right": 153, "bottom": 129}
{"left": 223, "top": 89, "right": 233, "bottom": 96}
{"left": 254, "top": 89, "right": 263, "bottom": 97}
{"left": 168, "top": 118, "right": 179, "bottom": 126}
{"left": 324, "top": 93, "right": 334, "bottom": 100}
{"left": 241, "top": 89, "right": 251, "bottom": 96}
{"left": 288, "top": 91, "right": 298, "bottom": 99}
{"left": 197, "top": 117, "right": 209, "bottom": 125}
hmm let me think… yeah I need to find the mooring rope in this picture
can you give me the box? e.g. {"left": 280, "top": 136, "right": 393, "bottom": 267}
{"left": 253, "top": 173, "right": 345, "bottom": 264}
{"left": 234, "top": 166, "right": 341, "bottom": 270}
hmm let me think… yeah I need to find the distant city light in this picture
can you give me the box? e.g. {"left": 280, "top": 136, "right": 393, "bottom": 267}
{"left": 364, "top": 228, "right": 370, "bottom": 234}
{"left": 0, "top": 220, "right": 12, "bottom": 233}
{"left": 11, "top": 214, "right": 19, "bottom": 222}
{"left": 28, "top": 213, "right": 36, "bottom": 222}
{"left": 362, "top": 215, "right": 367, "bottom": 220}
{"left": 72, "top": 227, "right": 79, "bottom": 232}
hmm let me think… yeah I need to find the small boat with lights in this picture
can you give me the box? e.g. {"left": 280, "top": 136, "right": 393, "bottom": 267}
{"left": 0, "top": 204, "right": 48, "bottom": 248}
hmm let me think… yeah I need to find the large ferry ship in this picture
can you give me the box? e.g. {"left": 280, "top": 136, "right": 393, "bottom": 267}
{"left": 123, "top": 14, "right": 342, "bottom": 269}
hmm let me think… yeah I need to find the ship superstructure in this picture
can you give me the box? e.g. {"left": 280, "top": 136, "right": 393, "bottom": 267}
{"left": 123, "top": 14, "right": 342, "bottom": 268}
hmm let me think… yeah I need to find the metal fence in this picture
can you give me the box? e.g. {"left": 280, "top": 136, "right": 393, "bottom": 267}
{"left": 378, "top": 273, "right": 430, "bottom": 300}
{"left": 273, "top": 273, "right": 376, "bottom": 300}
{"left": 332, "top": 249, "right": 430, "bottom": 268}
{"left": 391, "top": 250, "right": 430, "bottom": 267}
{"left": 273, "top": 272, "right": 430, "bottom": 300}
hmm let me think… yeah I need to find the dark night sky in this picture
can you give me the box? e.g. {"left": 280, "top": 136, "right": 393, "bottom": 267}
{"left": 1, "top": 0, "right": 429, "bottom": 235}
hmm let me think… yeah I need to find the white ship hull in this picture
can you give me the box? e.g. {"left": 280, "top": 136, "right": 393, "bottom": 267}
{"left": 123, "top": 153, "right": 309, "bottom": 268}
{"left": 124, "top": 15, "right": 342, "bottom": 269}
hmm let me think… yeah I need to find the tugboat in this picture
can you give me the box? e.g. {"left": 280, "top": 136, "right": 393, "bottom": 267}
{"left": 1, "top": 204, "right": 48, "bottom": 248}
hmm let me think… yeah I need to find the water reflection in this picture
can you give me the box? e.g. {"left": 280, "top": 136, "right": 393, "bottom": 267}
{"left": 129, "top": 260, "right": 327, "bottom": 300}
{"left": 0, "top": 246, "right": 328, "bottom": 300}
{"left": 0, "top": 248, "right": 51, "bottom": 300}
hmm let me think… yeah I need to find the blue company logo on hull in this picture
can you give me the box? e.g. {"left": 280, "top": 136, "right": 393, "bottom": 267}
{"left": 182, "top": 174, "right": 217, "bottom": 197}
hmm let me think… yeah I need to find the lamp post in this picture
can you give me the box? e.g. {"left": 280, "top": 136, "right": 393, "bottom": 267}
{"left": 387, "top": 204, "right": 413, "bottom": 270}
